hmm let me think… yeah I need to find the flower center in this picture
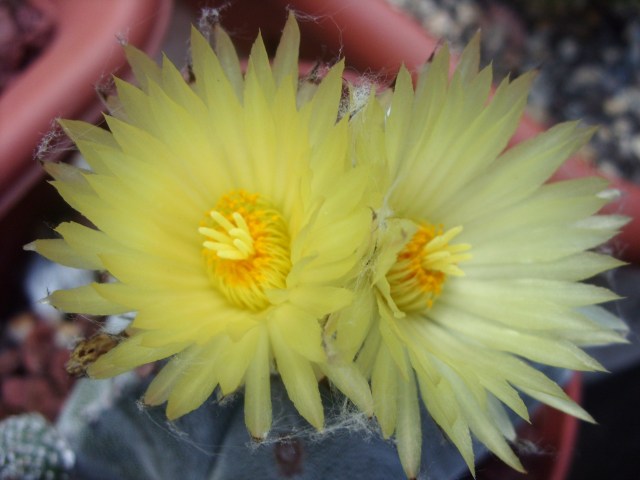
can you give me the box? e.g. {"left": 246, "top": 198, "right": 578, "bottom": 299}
{"left": 387, "top": 223, "right": 471, "bottom": 313}
{"left": 198, "top": 190, "right": 291, "bottom": 311}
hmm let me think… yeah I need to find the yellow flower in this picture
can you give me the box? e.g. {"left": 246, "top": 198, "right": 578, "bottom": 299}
{"left": 29, "top": 14, "right": 373, "bottom": 438}
{"left": 329, "top": 35, "right": 629, "bottom": 478}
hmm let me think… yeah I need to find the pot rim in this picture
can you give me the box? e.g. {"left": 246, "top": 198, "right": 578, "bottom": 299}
{"left": 0, "top": 0, "right": 173, "bottom": 219}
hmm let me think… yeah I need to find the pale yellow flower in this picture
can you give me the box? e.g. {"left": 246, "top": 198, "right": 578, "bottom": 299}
{"left": 29, "top": 15, "right": 372, "bottom": 438}
{"left": 328, "top": 35, "right": 628, "bottom": 478}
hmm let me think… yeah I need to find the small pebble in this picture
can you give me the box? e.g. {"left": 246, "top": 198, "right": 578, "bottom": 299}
{"left": 605, "top": 93, "right": 630, "bottom": 116}
{"left": 426, "top": 10, "right": 456, "bottom": 37}
{"left": 571, "top": 65, "right": 604, "bottom": 88}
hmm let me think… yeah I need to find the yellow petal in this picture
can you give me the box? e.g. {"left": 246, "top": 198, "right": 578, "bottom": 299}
{"left": 59, "top": 119, "right": 118, "bottom": 148}
{"left": 502, "top": 357, "right": 594, "bottom": 423}
{"left": 272, "top": 12, "right": 300, "bottom": 90}
{"left": 272, "top": 306, "right": 326, "bottom": 363}
{"left": 306, "top": 60, "right": 345, "bottom": 146}
{"left": 269, "top": 321, "right": 323, "bottom": 429}
{"left": 88, "top": 333, "right": 188, "bottom": 378}
{"left": 124, "top": 43, "right": 162, "bottom": 91}
{"left": 46, "top": 284, "right": 129, "bottom": 315}
{"left": 436, "top": 359, "right": 525, "bottom": 473}
{"left": 160, "top": 54, "right": 206, "bottom": 118}
{"left": 321, "top": 361, "right": 373, "bottom": 416}
{"left": 444, "top": 122, "right": 593, "bottom": 226}
{"left": 100, "top": 252, "right": 208, "bottom": 290}
{"left": 463, "top": 251, "right": 625, "bottom": 282}
{"left": 327, "top": 287, "right": 375, "bottom": 362}
{"left": 167, "top": 338, "right": 225, "bottom": 419}
{"left": 395, "top": 372, "right": 422, "bottom": 479}
{"left": 244, "top": 324, "right": 272, "bottom": 439}
{"left": 27, "top": 238, "right": 99, "bottom": 270}
{"left": 377, "top": 302, "right": 411, "bottom": 379}
{"left": 414, "top": 363, "right": 475, "bottom": 475}
{"left": 190, "top": 26, "right": 242, "bottom": 111}
{"left": 371, "top": 343, "right": 398, "bottom": 438}
{"left": 113, "top": 77, "right": 154, "bottom": 131}
{"left": 385, "top": 65, "right": 414, "bottom": 168}
{"left": 144, "top": 344, "right": 203, "bottom": 406}
{"left": 217, "top": 328, "right": 259, "bottom": 395}
{"left": 246, "top": 33, "right": 275, "bottom": 99}
{"left": 212, "top": 24, "right": 243, "bottom": 100}
{"left": 56, "top": 221, "right": 128, "bottom": 269}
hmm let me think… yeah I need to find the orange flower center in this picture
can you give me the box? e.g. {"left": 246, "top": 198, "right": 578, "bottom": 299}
{"left": 387, "top": 223, "right": 471, "bottom": 313}
{"left": 199, "top": 190, "right": 291, "bottom": 311}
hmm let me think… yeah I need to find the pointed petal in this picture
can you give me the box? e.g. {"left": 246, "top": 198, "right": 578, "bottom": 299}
{"left": 244, "top": 324, "right": 272, "bottom": 439}
{"left": 218, "top": 327, "right": 260, "bottom": 395}
{"left": 321, "top": 361, "right": 374, "bottom": 416}
{"left": 88, "top": 333, "right": 188, "bottom": 378}
{"left": 371, "top": 343, "right": 398, "bottom": 437}
{"left": 395, "top": 373, "right": 422, "bottom": 479}
{"left": 269, "top": 321, "right": 323, "bottom": 429}
{"left": 272, "top": 12, "right": 300, "bottom": 89}
{"left": 47, "top": 284, "right": 129, "bottom": 315}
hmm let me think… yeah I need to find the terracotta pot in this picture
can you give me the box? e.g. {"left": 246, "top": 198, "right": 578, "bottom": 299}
{"left": 0, "top": 0, "right": 173, "bottom": 220}
{"left": 0, "top": 0, "right": 173, "bottom": 316}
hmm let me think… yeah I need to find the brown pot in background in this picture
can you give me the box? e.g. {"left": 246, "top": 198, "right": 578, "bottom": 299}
{"left": 0, "top": 0, "right": 172, "bottom": 313}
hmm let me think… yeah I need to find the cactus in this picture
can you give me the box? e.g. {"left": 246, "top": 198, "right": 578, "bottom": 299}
{"left": 0, "top": 413, "right": 74, "bottom": 480}
{"left": 53, "top": 367, "right": 571, "bottom": 479}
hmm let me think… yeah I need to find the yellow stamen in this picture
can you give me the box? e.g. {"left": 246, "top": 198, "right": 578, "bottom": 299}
{"left": 388, "top": 223, "right": 471, "bottom": 312}
{"left": 199, "top": 190, "right": 291, "bottom": 311}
